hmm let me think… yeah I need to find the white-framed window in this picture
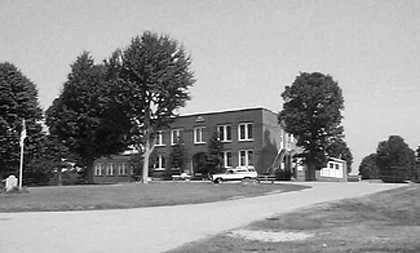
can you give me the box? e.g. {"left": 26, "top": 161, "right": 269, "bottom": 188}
{"left": 194, "top": 127, "right": 205, "bottom": 144}
{"left": 222, "top": 151, "right": 233, "bottom": 168}
{"left": 171, "top": 129, "right": 181, "bottom": 145}
{"left": 239, "top": 150, "right": 254, "bottom": 167}
{"left": 118, "top": 163, "right": 127, "bottom": 175}
{"left": 106, "top": 163, "right": 114, "bottom": 176}
{"left": 238, "top": 122, "right": 253, "bottom": 141}
{"left": 217, "top": 125, "right": 232, "bottom": 142}
{"left": 95, "top": 163, "right": 102, "bottom": 176}
{"left": 156, "top": 130, "right": 165, "bottom": 146}
{"left": 154, "top": 155, "right": 166, "bottom": 170}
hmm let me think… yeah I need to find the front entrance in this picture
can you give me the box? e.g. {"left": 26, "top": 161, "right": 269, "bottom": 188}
{"left": 192, "top": 152, "right": 207, "bottom": 175}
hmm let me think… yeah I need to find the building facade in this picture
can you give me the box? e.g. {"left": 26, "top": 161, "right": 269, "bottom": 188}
{"left": 92, "top": 107, "right": 348, "bottom": 183}
{"left": 92, "top": 107, "right": 298, "bottom": 183}
{"left": 150, "top": 107, "right": 298, "bottom": 176}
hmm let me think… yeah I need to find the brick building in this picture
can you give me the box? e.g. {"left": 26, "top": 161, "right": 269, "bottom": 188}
{"left": 93, "top": 107, "right": 299, "bottom": 183}
{"left": 151, "top": 107, "right": 298, "bottom": 176}
{"left": 92, "top": 107, "right": 348, "bottom": 183}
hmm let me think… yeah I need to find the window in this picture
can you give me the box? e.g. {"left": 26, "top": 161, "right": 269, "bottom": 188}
{"left": 335, "top": 164, "right": 340, "bottom": 170}
{"left": 95, "top": 163, "right": 102, "bottom": 176}
{"left": 156, "top": 131, "right": 165, "bottom": 146}
{"left": 222, "top": 151, "right": 233, "bottom": 168}
{"left": 239, "top": 150, "right": 254, "bottom": 167}
{"left": 217, "top": 125, "right": 232, "bottom": 142}
{"left": 118, "top": 163, "right": 127, "bottom": 175}
{"left": 194, "top": 127, "right": 205, "bottom": 144}
{"left": 238, "top": 123, "right": 253, "bottom": 141}
{"left": 106, "top": 163, "right": 114, "bottom": 176}
{"left": 171, "top": 129, "right": 181, "bottom": 145}
{"left": 154, "top": 155, "right": 166, "bottom": 170}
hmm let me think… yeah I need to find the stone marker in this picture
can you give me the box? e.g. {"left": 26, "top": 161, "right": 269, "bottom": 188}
{"left": 5, "top": 175, "right": 18, "bottom": 191}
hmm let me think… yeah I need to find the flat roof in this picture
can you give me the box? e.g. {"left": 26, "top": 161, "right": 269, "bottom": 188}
{"left": 178, "top": 107, "right": 278, "bottom": 118}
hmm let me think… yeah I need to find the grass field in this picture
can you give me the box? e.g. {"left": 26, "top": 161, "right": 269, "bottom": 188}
{"left": 0, "top": 182, "right": 308, "bottom": 212}
{"left": 170, "top": 184, "right": 420, "bottom": 253}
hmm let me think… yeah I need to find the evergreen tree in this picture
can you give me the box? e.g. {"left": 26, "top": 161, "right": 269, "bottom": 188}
{"left": 279, "top": 72, "right": 345, "bottom": 180}
{"left": 0, "top": 62, "right": 44, "bottom": 179}
{"left": 169, "top": 138, "right": 186, "bottom": 171}
{"left": 206, "top": 132, "right": 224, "bottom": 174}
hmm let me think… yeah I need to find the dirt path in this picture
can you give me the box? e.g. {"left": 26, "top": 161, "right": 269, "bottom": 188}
{"left": 0, "top": 182, "right": 402, "bottom": 253}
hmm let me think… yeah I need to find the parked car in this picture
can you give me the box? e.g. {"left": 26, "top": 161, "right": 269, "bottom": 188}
{"left": 210, "top": 167, "right": 258, "bottom": 183}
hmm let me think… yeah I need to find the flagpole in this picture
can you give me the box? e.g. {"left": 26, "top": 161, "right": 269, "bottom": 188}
{"left": 19, "top": 140, "right": 24, "bottom": 189}
{"left": 18, "top": 119, "right": 26, "bottom": 190}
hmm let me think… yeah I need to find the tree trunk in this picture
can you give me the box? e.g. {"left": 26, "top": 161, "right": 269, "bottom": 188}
{"left": 142, "top": 135, "right": 150, "bottom": 184}
{"left": 85, "top": 160, "right": 95, "bottom": 184}
{"left": 306, "top": 162, "right": 316, "bottom": 181}
{"left": 57, "top": 167, "right": 63, "bottom": 186}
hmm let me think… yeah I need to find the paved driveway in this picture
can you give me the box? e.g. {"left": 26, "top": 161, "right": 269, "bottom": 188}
{"left": 0, "top": 182, "right": 402, "bottom": 253}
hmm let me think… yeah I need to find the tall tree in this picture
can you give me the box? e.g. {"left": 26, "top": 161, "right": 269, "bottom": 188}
{"left": 109, "top": 32, "right": 195, "bottom": 183}
{"left": 376, "top": 135, "right": 416, "bottom": 182}
{"left": 326, "top": 138, "right": 353, "bottom": 173}
{"left": 206, "top": 132, "right": 224, "bottom": 174}
{"left": 358, "top": 153, "right": 380, "bottom": 179}
{"left": 279, "top": 72, "right": 344, "bottom": 180}
{"left": 0, "top": 62, "right": 44, "bottom": 179}
{"left": 46, "top": 52, "right": 130, "bottom": 183}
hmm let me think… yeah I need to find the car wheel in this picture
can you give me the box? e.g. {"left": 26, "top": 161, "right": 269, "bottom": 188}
{"left": 214, "top": 178, "right": 223, "bottom": 184}
{"left": 242, "top": 177, "right": 252, "bottom": 183}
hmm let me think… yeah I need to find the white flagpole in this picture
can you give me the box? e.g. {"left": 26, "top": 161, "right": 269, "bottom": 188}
{"left": 19, "top": 138, "right": 24, "bottom": 189}
{"left": 19, "top": 119, "right": 26, "bottom": 190}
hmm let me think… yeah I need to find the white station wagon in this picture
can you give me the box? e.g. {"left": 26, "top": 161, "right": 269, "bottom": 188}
{"left": 211, "top": 167, "right": 258, "bottom": 183}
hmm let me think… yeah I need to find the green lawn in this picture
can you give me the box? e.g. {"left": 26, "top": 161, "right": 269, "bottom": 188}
{"left": 0, "top": 182, "right": 308, "bottom": 212}
{"left": 169, "top": 184, "right": 420, "bottom": 253}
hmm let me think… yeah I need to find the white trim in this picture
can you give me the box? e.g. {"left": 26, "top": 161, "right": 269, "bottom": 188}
{"left": 194, "top": 127, "right": 206, "bottom": 144}
{"left": 106, "top": 163, "right": 114, "bottom": 176}
{"left": 154, "top": 155, "right": 166, "bottom": 170}
{"left": 238, "top": 122, "right": 254, "bottom": 141}
{"left": 155, "top": 130, "right": 165, "bottom": 146}
{"left": 95, "top": 163, "right": 102, "bottom": 176}
{"left": 171, "top": 129, "right": 181, "bottom": 145}
{"left": 238, "top": 149, "right": 254, "bottom": 167}
{"left": 222, "top": 151, "right": 233, "bottom": 168}
{"left": 217, "top": 125, "right": 232, "bottom": 142}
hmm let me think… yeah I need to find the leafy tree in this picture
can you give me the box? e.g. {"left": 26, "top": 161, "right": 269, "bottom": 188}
{"left": 358, "top": 153, "right": 380, "bottom": 179}
{"left": 376, "top": 135, "right": 416, "bottom": 182}
{"left": 169, "top": 137, "right": 186, "bottom": 171}
{"left": 46, "top": 52, "right": 130, "bottom": 183}
{"left": 206, "top": 132, "right": 224, "bottom": 174}
{"left": 108, "top": 32, "right": 195, "bottom": 183}
{"left": 0, "top": 62, "right": 44, "bottom": 179}
{"left": 279, "top": 72, "right": 344, "bottom": 180}
{"left": 26, "top": 135, "right": 76, "bottom": 185}
{"left": 326, "top": 138, "right": 353, "bottom": 173}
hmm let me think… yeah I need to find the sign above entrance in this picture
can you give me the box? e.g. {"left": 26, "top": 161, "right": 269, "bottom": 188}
{"left": 195, "top": 116, "right": 205, "bottom": 122}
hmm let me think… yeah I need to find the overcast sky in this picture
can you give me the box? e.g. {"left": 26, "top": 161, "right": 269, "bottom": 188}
{"left": 1, "top": 0, "right": 419, "bottom": 172}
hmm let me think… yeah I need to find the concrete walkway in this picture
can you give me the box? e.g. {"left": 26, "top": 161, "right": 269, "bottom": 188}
{"left": 0, "top": 182, "right": 402, "bottom": 253}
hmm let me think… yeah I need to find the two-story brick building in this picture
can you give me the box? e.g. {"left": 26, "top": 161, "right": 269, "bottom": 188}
{"left": 92, "top": 107, "right": 299, "bottom": 183}
{"left": 150, "top": 107, "right": 298, "bottom": 176}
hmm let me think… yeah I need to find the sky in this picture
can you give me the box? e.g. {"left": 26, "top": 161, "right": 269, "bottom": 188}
{"left": 1, "top": 0, "right": 420, "bottom": 173}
